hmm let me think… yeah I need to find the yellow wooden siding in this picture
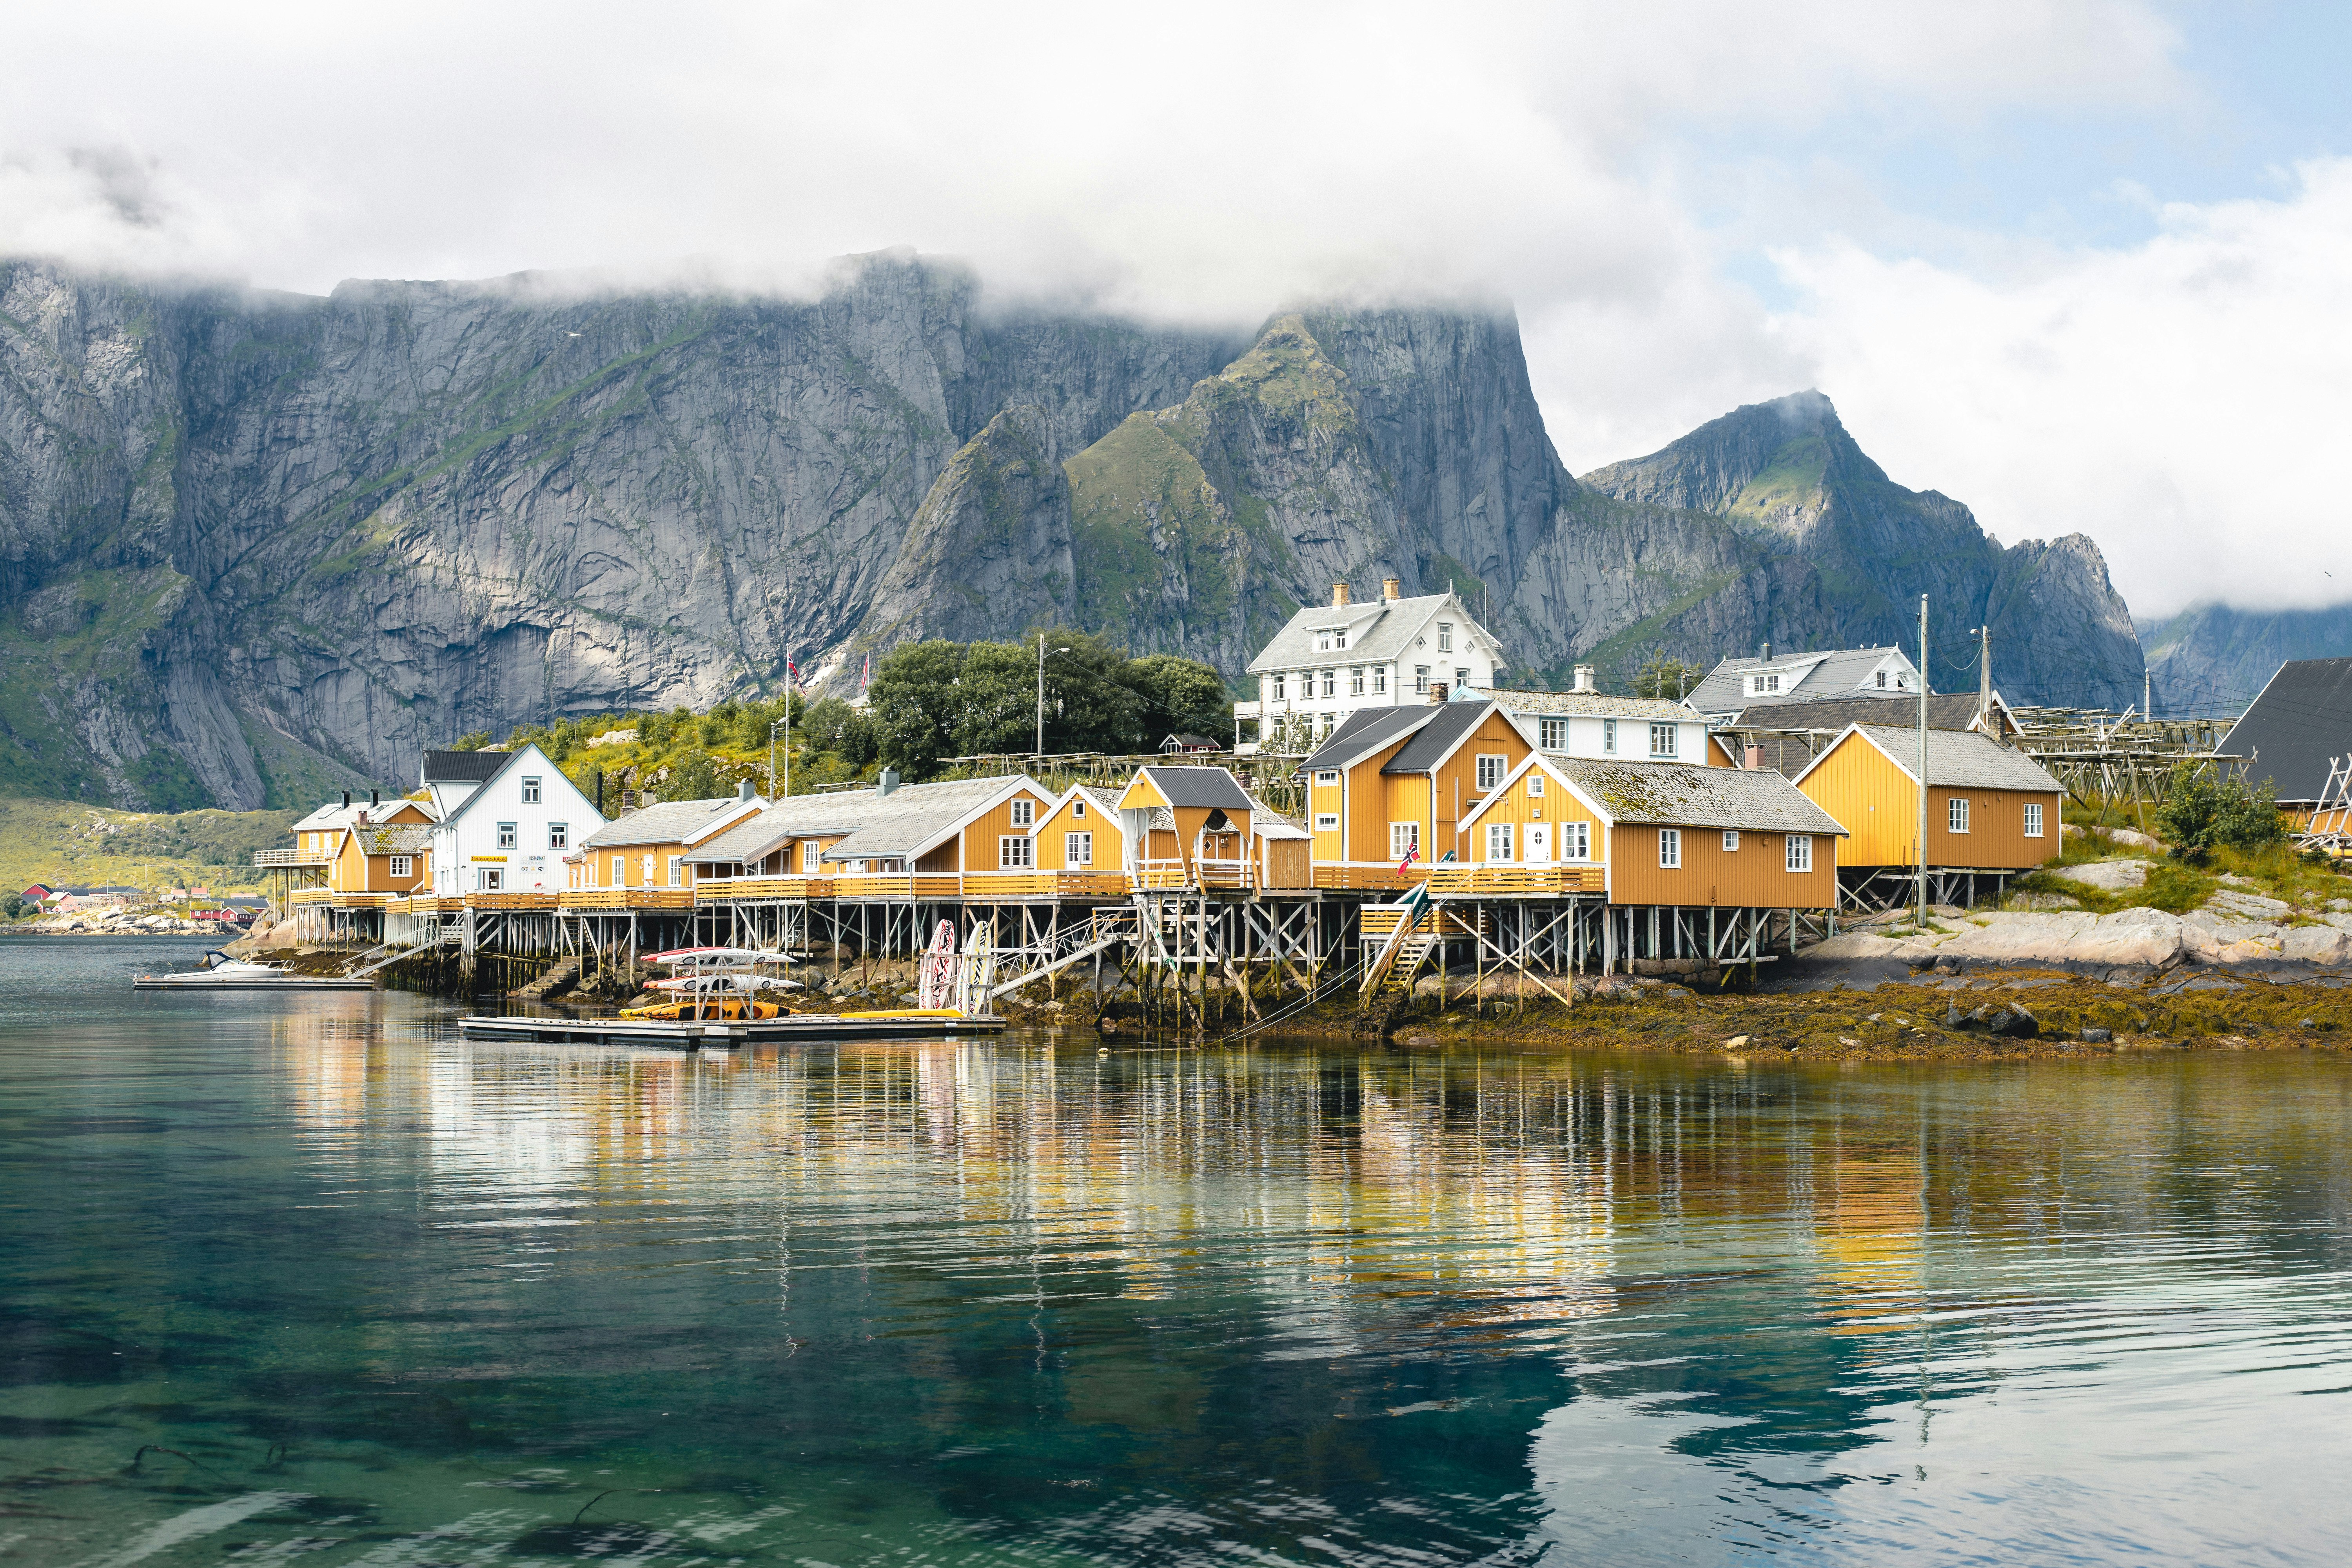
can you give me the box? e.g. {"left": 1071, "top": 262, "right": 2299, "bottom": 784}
{"left": 1260, "top": 838, "right": 1312, "bottom": 888}
{"left": 1799, "top": 734, "right": 2061, "bottom": 870}
{"left": 1428, "top": 713, "right": 1532, "bottom": 862}
{"left": 1032, "top": 798, "right": 1117, "bottom": 872}
{"left": 1609, "top": 825, "right": 1837, "bottom": 908}
{"left": 959, "top": 788, "right": 1055, "bottom": 873}
{"left": 1459, "top": 766, "right": 1603, "bottom": 870}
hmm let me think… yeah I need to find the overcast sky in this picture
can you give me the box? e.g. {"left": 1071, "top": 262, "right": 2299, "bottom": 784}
{"left": 4, "top": 0, "right": 2345, "bottom": 619}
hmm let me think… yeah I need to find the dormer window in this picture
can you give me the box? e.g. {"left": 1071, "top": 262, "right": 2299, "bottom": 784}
{"left": 1751, "top": 672, "right": 1781, "bottom": 693}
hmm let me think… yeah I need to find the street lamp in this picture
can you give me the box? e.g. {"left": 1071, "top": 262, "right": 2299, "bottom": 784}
{"left": 1037, "top": 637, "right": 1071, "bottom": 759}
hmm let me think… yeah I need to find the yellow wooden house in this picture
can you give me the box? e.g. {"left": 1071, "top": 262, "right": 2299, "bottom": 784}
{"left": 1791, "top": 723, "right": 2063, "bottom": 877}
{"left": 1295, "top": 697, "right": 1539, "bottom": 887}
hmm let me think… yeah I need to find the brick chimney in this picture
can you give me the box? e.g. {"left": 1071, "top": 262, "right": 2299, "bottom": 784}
{"left": 1381, "top": 577, "right": 1401, "bottom": 601}
{"left": 1428, "top": 681, "right": 1449, "bottom": 705}
{"left": 1332, "top": 582, "right": 1351, "bottom": 608}
{"left": 1571, "top": 664, "right": 1596, "bottom": 693}
{"left": 1744, "top": 745, "right": 1764, "bottom": 769}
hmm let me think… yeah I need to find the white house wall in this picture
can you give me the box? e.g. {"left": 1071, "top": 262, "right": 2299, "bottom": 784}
{"left": 429, "top": 747, "right": 605, "bottom": 896}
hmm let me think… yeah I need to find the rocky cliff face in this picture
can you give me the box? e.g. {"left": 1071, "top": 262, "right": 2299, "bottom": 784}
{"left": 0, "top": 254, "right": 2147, "bottom": 809}
{"left": 2141, "top": 602, "right": 2352, "bottom": 714}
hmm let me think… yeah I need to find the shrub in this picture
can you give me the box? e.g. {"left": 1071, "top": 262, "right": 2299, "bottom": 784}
{"left": 2158, "top": 773, "right": 2285, "bottom": 857}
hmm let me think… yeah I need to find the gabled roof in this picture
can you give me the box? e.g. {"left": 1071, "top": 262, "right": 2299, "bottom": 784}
{"left": 423, "top": 749, "right": 508, "bottom": 785}
{"left": 1489, "top": 688, "right": 1696, "bottom": 722}
{"left": 1530, "top": 757, "right": 1851, "bottom": 835}
{"left": 1689, "top": 647, "right": 1915, "bottom": 714}
{"left": 1036, "top": 783, "right": 1127, "bottom": 835}
{"left": 582, "top": 794, "right": 766, "bottom": 850}
{"left": 2219, "top": 657, "right": 2352, "bottom": 803}
{"left": 683, "top": 790, "right": 879, "bottom": 865}
{"left": 1246, "top": 591, "right": 1502, "bottom": 675}
{"left": 1381, "top": 699, "right": 1521, "bottom": 775}
{"left": 428, "top": 743, "right": 591, "bottom": 829}
{"left": 1129, "top": 765, "right": 1252, "bottom": 811}
{"left": 356, "top": 823, "right": 433, "bottom": 855}
{"left": 1297, "top": 705, "right": 1439, "bottom": 772}
{"left": 1729, "top": 694, "right": 2015, "bottom": 777}
{"left": 821, "top": 775, "right": 1044, "bottom": 862}
{"left": 1795, "top": 724, "right": 2063, "bottom": 793}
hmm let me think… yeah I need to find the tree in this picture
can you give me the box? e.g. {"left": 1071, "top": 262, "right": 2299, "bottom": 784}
{"left": 870, "top": 641, "right": 968, "bottom": 778}
{"left": 1123, "top": 653, "right": 1231, "bottom": 743}
{"left": 801, "top": 698, "right": 878, "bottom": 766}
{"left": 2, "top": 894, "right": 31, "bottom": 920}
{"left": 2157, "top": 772, "right": 2285, "bottom": 857}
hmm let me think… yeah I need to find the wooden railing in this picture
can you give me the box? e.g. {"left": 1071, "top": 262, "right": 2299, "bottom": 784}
{"left": 466, "top": 893, "right": 563, "bottom": 911}
{"left": 252, "top": 849, "right": 333, "bottom": 867}
{"left": 961, "top": 871, "right": 1130, "bottom": 900}
{"left": 561, "top": 887, "right": 695, "bottom": 910}
{"left": 1311, "top": 864, "right": 1433, "bottom": 892}
{"left": 1423, "top": 864, "right": 1603, "bottom": 897}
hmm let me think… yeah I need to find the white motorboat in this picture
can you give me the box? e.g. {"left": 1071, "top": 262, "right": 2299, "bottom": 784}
{"left": 132, "top": 950, "right": 375, "bottom": 991}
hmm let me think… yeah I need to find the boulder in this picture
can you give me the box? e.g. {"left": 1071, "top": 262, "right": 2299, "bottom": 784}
{"left": 2204, "top": 889, "right": 2290, "bottom": 920}
{"left": 2008, "top": 892, "right": 2082, "bottom": 911}
{"left": 2053, "top": 860, "right": 2149, "bottom": 891}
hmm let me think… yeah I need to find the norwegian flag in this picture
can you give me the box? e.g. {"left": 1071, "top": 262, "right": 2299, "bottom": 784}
{"left": 859, "top": 653, "right": 871, "bottom": 690}
{"left": 1397, "top": 842, "right": 1421, "bottom": 873}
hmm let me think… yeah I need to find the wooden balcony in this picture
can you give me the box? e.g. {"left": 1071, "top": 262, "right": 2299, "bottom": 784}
{"left": 561, "top": 887, "right": 696, "bottom": 911}
{"left": 1311, "top": 864, "right": 1433, "bottom": 892}
{"left": 1423, "top": 864, "right": 1604, "bottom": 897}
{"left": 960, "top": 871, "right": 1129, "bottom": 900}
{"left": 252, "top": 848, "right": 333, "bottom": 868}
{"left": 466, "top": 893, "right": 563, "bottom": 911}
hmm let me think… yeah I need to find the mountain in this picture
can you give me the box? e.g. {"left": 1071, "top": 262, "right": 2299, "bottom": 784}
{"left": 1576, "top": 391, "right": 2144, "bottom": 709}
{"left": 2140, "top": 602, "right": 2352, "bottom": 715}
{"left": 0, "top": 253, "right": 2145, "bottom": 810}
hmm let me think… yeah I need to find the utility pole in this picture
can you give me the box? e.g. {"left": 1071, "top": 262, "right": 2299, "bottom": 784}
{"left": 1918, "top": 595, "right": 1931, "bottom": 928}
{"left": 1036, "top": 635, "right": 1071, "bottom": 760}
{"left": 1976, "top": 622, "right": 1991, "bottom": 728}
{"left": 2145, "top": 666, "right": 2153, "bottom": 723}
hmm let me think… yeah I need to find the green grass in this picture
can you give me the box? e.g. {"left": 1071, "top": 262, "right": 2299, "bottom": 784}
{"left": 0, "top": 798, "right": 290, "bottom": 901}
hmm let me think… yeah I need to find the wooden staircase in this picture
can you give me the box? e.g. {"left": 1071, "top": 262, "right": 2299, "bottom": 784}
{"left": 1368, "top": 931, "right": 1439, "bottom": 1004}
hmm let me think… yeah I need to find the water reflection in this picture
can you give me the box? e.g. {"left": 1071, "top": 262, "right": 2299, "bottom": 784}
{"left": 2, "top": 944, "right": 2348, "bottom": 1566}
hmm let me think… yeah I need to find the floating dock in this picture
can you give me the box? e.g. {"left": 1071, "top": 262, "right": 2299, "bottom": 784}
{"left": 132, "top": 976, "right": 376, "bottom": 992}
{"left": 456, "top": 1011, "right": 1008, "bottom": 1049}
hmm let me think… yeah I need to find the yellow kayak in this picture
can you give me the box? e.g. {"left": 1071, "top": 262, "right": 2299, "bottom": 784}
{"left": 620, "top": 997, "right": 784, "bottom": 1021}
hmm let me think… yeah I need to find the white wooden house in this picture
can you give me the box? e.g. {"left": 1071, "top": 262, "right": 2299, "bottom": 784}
{"left": 423, "top": 744, "right": 605, "bottom": 897}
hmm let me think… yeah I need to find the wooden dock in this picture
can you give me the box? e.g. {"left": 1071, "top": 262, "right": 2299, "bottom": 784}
{"left": 455, "top": 1011, "right": 1009, "bottom": 1049}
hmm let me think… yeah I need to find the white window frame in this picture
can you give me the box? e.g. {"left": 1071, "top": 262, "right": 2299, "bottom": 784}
{"left": 388, "top": 855, "right": 412, "bottom": 878}
{"left": 1314, "top": 813, "right": 1340, "bottom": 831}
{"left": 1786, "top": 834, "right": 1813, "bottom": 872}
{"left": 1350, "top": 668, "right": 1365, "bottom": 697}
{"left": 1603, "top": 719, "right": 1618, "bottom": 754}
{"left": 804, "top": 841, "right": 824, "bottom": 873}
{"left": 1659, "top": 828, "right": 1681, "bottom": 868}
{"left": 1066, "top": 830, "right": 1094, "bottom": 866}
{"left": 1539, "top": 718, "right": 1566, "bottom": 750}
{"left": 611, "top": 855, "right": 625, "bottom": 887}
{"left": 1011, "top": 798, "right": 1034, "bottom": 827}
{"left": 1875, "top": 671, "right": 1888, "bottom": 689}
{"left": 1949, "top": 797, "right": 1971, "bottom": 834}
{"left": 1485, "top": 822, "right": 1514, "bottom": 862}
{"left": 497, "top": 821, "right": 517, "bottom": 850}
{"left": 1334, "top": 628, "right": 1348, "bottom": 650}
{"left": 999, "top": 835, "right": 1034, "bottom": 869}
{"left": 667, "top": 856, "right": 682, "bottom": 888}
{"left": 521, "top": 776, "right": 541, "bottom": 804}
{"left": 1315, "top": 770, "right": 1340, "bottom": 786}
{"left": 1390, "top": 822, "right": 1419, "bottom": 859}
{"left": 479, "top": 866, "right": 504, "bottom": 892}
{"left": 1073, "top": 799, "right": 1087, "bottom": 818}
{"left": 1316, "top": 629, "right": 1332, "bottom": 652}
{"left": 1372, "top": 667, "right": 1387, "bottom": 694}
{"left": 1649, "top": 722, "right": 1677, "bottom": 758}
{"left": 1562, "top": 822, "right": 1590, "bottom": 861}
{"left": 1528, "top": 773, "right": 1545, "bottom": 797}
{"left": 548, "top": 822, "right": 568, "bottom": 851}
{"left": 1722, "top": 830, "right": 1739, "bottom": 852}
{"left": 1438, "top": 622, "right": 1454, "bottom": 652}
{"left": 2024, "top": 802, "right": 2044, "bottom": 837}
{"left": 1475, "top": 754, "right": 1506, "bottom": 791}
{"left": 1320, "top": 670, "right": 1336, "bottom": 699}
{"left": 1270, "top": 673, "right": 1286, "bottom": 701}
{"left": 1415, "top": 665, "right": 1431, "bottom": 693}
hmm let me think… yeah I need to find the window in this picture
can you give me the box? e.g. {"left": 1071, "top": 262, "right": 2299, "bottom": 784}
{"left": 1390, "top": 822, "right": 1419, "bottom": 859}
{"left": 2024, "top": 802, "right": 2044, "bottom": 837}
{"left": 497, "top": 821, "right": 517, "bottom": 849}
{"left": 521, "top": 776, "right": 541, "bottom": 804}
{"left": 1455, "top": 666, "right": 1470, "bottom": 690}
{"left": 1949, "top": 797, "right": 1971, "bottom": 833}
{"left": 1334, "top": 628, "right": 1347, "bottom": 650}
{"left": 1350, "top": 668, "right": 1365, "bottom": 697}
{"left": 1475, "top": 754, "right": 1506, "bottom": 791}
{"left": 1415, "top": 665, "right": 1431, "bottom": 693}
{"left": 1372, "top": 667, "right": 1387, "bottom": 694}
{"left": 667, "top": 856, "right": 682, "bottom": 888}
{"left": 1485, "top": 822, "right": 1515, "bottom": 861}
{"left": 1650, "top": 722, "right": 1677, "bottom": 758}
{"left": 1073, "top": 799, "right": 1087, "bottom": 818}
{"left": 1011, "top": 799, "right": 1034, "bottom": 827}
{"left": 1270, "top": 673, "right": 1286, "bottom": 701}
{"left": 548, "top": 822, "right": 568, "bottom": 851}
{"left": 1314, "top": 813, "right": 1340, "bottom": 831}
{"left": 1786, "top": 834, "right": 1813, "bottom": 872}
{"left": 1752, "top": 675, "right": 1766, "bottom": 693}
{"left": 1722, "top": 831, "right": 1739, "bottom": 852}
{"left": 1316, "top": 629, "right": 1332, "bottom": 652}
{"left": 1067, "top": 831, "right": 1094, "bottom": 866}
{"left": 804, "top": 842, "right": 824, "bottom": 873}
{"left": 389, "top": 855, "right": 412, "bottom": 878}
{"left": 1315, "top": 770, "right": 1339, "bottom": 786}
{"left": 478, "top": 866, "right": 504, "bottom": 891}
{"left": 1875, "top": 671, "right": 1887, "bottom": 688}
{"left": 1562, "top": 822, "right": 1590, "bottom": 860}
{"left": 1603, "top": 719, "right": 1618, "bottom": 754}
{"left": 999, "top": 836, "right": 1033, "bottom": 869}
{"left": 1528, "top": 773, "right": 1545, "bottom": 797}
{"left": 1540, "top": 717, "right": 1566, "bottom": 750}
{"left": 1438, "top": 622, "right": 1454, "bottom": 652}
{"left": 1319, "top": 714, "right": 1334, "bottom": 737}
{"left": 1320, "top": 670, "right": 1336, "bottom": 699}
{"left": 1659, "top": 828, "right": 1681, "bottom": 868}
{"left": 611, "top": 855, "right": 625, "bottom": 887}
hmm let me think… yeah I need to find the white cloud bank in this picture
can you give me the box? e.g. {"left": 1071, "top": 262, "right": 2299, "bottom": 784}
{"left": 9, "top": 0, "right": 2331, "bottom": 616}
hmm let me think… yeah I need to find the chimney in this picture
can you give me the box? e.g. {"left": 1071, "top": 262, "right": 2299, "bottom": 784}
{"left": 341, "top": 790, "right": 351, "bottom": 809}
{"left": 1381, "top": 577, "right": 1401, "bottom": 601}
{"left": 1571, "top": 664, "right": 1596, "bottom": 694}
{"left": 1758, "top": 640, "right": 1771, "bottom": 662}
{"left": 1428, "top": 681, "right": 1449, "bottom": 705}
{"left": 1331, "top": 582, "right": 1351, "bottom": 608}
{"left": 737, "top": 778, "right": 756, "bottom": 801}
{"left": 369, "top": 789, "right": 379, "bottom": 807}
{"left": 879, "top": 768, "right": 901, "bottom": 797}
{"left": 1744, "top": 745, "right": 1763, "bottom": 770}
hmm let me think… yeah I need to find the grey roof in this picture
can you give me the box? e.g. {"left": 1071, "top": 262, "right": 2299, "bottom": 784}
{"left": 357, "top": 823, "right": 433, "bottom": 855}
{"left": 1688, "top": 647, "right": 1915, "bottom": 715}
{"left": 1549, "top": 759, "right": 1851, "bottom": 835}
{"left": 1813, "top": 724, "right": 2065, "bottom": 793}
{"left": 1298, "top": 705, "right": 1439, "bottom": 771}
{"left": 1245, "top": 591, "right": 1501, "bottom": 675}
{"left": 583, "top": 795, "right": 761, "bottom": 850}
{"left": 1137, "top": 765, "right": 1252, "bottom": 810}
{"left": 824, "top": 775, "right": 1036, "bottom": 861}
{"left": 2220, "top": 657, "right": 2352, "bottom": 803}
{"left": 1488, "top": 688, "right": 1695, "bottom": 722}
{"left": 1244, "top": 793, "right": 1310, "bottom": 839}
{"left": 423, "top": 749, "right": 507, "bottom": 784}
{"left": 1382, "top": 701, "right": 1503, "bottom": 774}
{"left": 684, "top": 791, "right": 877, "bottom": 865}
{"left": 1727, "top": 695, "right": 2012, "bottom": 777}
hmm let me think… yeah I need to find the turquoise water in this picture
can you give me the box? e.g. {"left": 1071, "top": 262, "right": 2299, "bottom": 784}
{"left": 4, "top": 939, "right": 2350, "bottom": 1565}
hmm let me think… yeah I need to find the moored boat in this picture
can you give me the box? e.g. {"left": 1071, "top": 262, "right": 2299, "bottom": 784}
{"left": 132, "top": 950, "right": 376, "bottom": 991}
